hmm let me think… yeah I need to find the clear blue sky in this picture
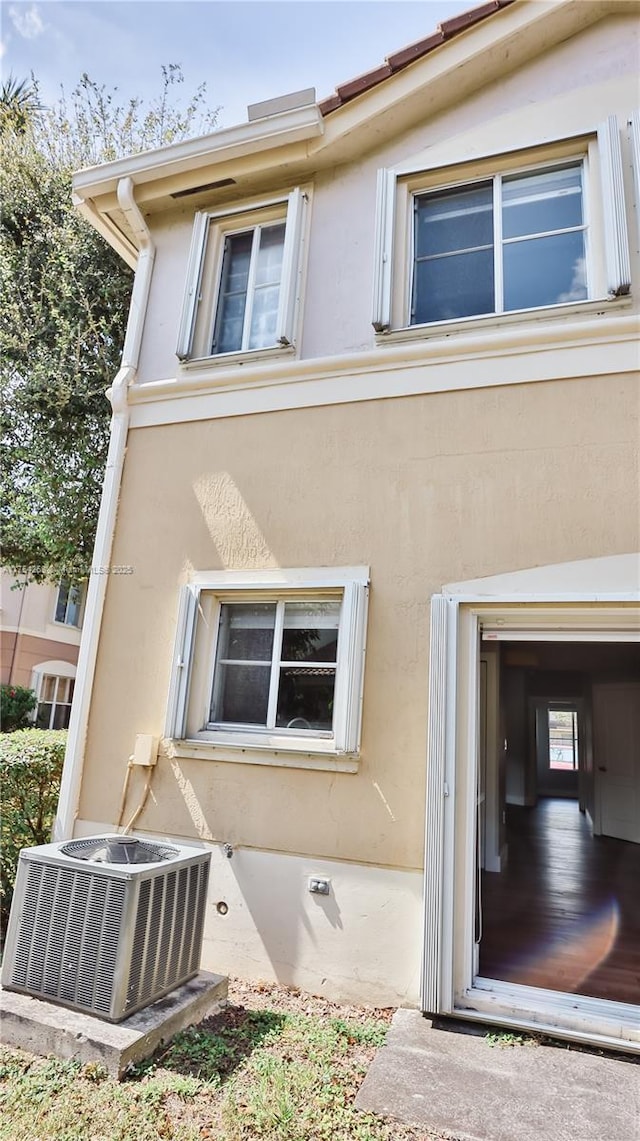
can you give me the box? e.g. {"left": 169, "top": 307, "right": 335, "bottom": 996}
{"left": 2, "top": 1, "right": 471, "bottom": 129}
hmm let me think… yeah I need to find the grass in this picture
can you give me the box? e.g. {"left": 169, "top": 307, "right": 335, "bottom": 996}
{"left": 484, "top": 1030, "right": 537, "bottom": 1048}
{"left": 0, "top": 980, "right": 442, "bottom": 1141}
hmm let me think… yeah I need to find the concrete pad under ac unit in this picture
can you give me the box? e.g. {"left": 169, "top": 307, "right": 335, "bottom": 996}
{"left": 0, "top": 971, "right": 227, "bottom": 1079}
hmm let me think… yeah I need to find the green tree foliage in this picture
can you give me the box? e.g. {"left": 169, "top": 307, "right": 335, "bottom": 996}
{"left": 0, "top": 75, "right": 43, "bottom": 134}
{"left": 0, "top": 684, "right": 37, "bottom": 732}
{"left": 0, "top": 728, "right": 66, "bottom": 933}
{"left": 1, "top": 68, "right": 219, "bottom": 583}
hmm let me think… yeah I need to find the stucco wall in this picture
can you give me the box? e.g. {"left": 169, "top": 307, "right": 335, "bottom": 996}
{"left": 69, "top": 9, "right": 640, "bottom": 1006}
{"left": 78, "top": 372, "right": 639, "bottom": 868}
{"left": 133, "top": 15, "right": 639, "bottom": 383}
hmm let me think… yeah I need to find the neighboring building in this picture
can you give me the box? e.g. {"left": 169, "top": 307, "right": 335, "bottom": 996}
{"left": 55, "top": 0, "right": 639, "bottom": 1052}
{"left": 1, "top": 572, "right": 83, "bottom": 728}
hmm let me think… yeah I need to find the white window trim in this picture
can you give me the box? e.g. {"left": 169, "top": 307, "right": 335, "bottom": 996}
{"left": 373, "top": 118, "right": 631, "bottom": 338}
{"left": 32, "top": 666, "right": 76, "bottom": 730}
{"left": 176, "top": 187, "right": 308, "bottom": 364}
{"left": 165, "top": 567, "right": 369, "bottom": 769}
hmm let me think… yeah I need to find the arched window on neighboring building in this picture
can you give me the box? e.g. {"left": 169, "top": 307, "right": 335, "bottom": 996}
{"left": 31, "top": 660, "right": 77, "bottom": 730}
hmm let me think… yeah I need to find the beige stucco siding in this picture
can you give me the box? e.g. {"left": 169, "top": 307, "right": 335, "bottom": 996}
{"left": 79, "top": 371, "right": 639, "bottom": 867}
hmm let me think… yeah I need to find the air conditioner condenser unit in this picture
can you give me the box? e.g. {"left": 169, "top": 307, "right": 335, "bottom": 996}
{"left": 2, "top": 835, "right": 211, "bottom": 1023}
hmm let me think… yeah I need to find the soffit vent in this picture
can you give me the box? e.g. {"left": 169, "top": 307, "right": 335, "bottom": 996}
{"left": 171, "top": 178, "right": 236, "bottom": 199}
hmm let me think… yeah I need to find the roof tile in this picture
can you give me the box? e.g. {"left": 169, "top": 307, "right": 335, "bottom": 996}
{"left": 337, "top": 63, "right": 393, "bottom": 102}
{"left": 387, "top": 31, "right": 445, "bottom": 70}
{"left": 440, "top": 0, "right": 504, "bottom": 36}
{"left": 321, "top": 0, "right": 516, "bottom": 116}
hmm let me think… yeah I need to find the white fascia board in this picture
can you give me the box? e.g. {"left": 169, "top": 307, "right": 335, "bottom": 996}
{"left": 72, "top": 104, "right": 324, "bottom": 203}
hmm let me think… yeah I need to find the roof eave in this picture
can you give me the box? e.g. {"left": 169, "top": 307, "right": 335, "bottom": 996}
{"left": 72, "top": 103, "right": 324, "bottom": 203}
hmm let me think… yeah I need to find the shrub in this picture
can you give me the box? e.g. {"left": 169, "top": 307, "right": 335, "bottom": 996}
{"left": 0, "top": 685, "right": 37, "bottom": 732}
{"left": 0, "top": 729, "right": 66, "bottom": 937}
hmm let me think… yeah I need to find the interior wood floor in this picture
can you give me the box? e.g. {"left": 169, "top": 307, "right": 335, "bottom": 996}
{"left": 478, "top": 798, "right": 640, "bottom": 1006}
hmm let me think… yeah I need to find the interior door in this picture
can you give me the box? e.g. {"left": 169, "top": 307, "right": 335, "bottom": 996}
{"left": 534, "top": 700, "right": 581, "bottom": 799}
{"left": 593, "top": 682, "right": 640, "bottom": 844}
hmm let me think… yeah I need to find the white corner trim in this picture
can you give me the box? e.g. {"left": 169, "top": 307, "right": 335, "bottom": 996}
{"left": 54, "top": 180, "right": 156, "bottom": 843}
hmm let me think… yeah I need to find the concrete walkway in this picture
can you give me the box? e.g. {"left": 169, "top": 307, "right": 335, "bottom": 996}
{"left": 355, "top": 1010, "right": 640, "bottom": 1141}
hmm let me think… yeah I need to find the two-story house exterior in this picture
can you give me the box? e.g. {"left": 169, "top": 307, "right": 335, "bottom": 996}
{"left": 55, "top": 0, "right": 639, "bottom": 1051}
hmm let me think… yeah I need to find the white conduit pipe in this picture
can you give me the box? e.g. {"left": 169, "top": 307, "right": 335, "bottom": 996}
{"left": 53, "top": 177, "right": 155, "bottom": 841}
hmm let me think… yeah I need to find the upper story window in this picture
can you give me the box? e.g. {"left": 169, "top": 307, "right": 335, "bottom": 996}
{"left": 165, "top": 567, "right": 369, "bottom": 766}
{"left": 412, "top": 163, "right": 587, "bottom": 325}
{"left": 54, "top": 580, "right": 83, "bottom": 627}
{"left": 176, "top": 188, "right": 308, "bottom": 364}
{"left": 372, "top": 117, "right": 631, "bottom": 337}
{"left": 213, "top": 221, "right": 286, "bottom": 354}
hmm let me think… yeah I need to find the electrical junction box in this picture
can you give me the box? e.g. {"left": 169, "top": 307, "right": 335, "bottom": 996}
{"left": 131, "top": 734, "right": 158, "bottom": 766}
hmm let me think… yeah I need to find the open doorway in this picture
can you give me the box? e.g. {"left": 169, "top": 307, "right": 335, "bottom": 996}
{"left": 422, "top": 568, "right": 640, "bottom": 1049}
{"left": 478, "top": 640, "right": 640, "bottom": 1007}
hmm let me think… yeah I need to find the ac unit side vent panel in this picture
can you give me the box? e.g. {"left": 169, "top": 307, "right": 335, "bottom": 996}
{"left": 9, "top": 862, "right": 125, "bottom": 1015}
{"left": 2, "top": 837, "right": 211, "bottom": 1022}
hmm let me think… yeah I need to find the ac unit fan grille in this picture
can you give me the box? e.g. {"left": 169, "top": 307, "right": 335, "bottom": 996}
{"left": 61, "top": 836, "right": 179, "bottom": 864}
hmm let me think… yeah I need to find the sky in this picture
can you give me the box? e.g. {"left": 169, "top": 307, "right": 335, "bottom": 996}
{"left": 1, "top": 0, "right": 472, "bottom": 130}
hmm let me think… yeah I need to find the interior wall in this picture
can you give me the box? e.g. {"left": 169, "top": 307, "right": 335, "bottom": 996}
{"left": 502, "top": 643, "right": 640, "bottom": 807}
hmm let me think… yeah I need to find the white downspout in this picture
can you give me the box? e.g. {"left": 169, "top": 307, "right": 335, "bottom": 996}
{"left": 54, "top": 177, "right": 155, "bottom": 841}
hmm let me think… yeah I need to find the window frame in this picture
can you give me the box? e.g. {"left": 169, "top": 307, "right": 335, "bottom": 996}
{"left": 409, "top": 159, "right": 589, "bottom": 325}
{"left": 54, "top": 580, "right": 84, "bottom": 628}
{"left": 372, "top": 118, "right": 631, "bottom": 337}
{"left": 177, "top": 187, "right": 308, "bottom": 365}
{"left": 36, "top": 673, "right": 75, "bottom": 730}
{"left": 211, "top": 219, "right": 287, "bottom": 355}
{"left": 208, "top": 597, "right": 340, "bottom": 737}
{"left": 165, "top": 567, "right": 369, "bottom": 766}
